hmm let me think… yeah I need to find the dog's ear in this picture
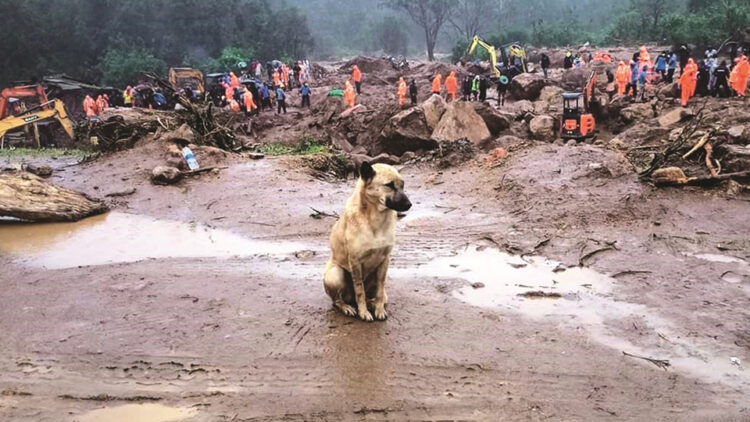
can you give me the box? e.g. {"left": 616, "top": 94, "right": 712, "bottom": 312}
{"left": 359, "top": 161, "right": 375, "bottom": 182}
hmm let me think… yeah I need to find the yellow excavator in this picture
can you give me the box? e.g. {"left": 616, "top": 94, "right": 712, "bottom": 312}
{"left": 0, "top": 99, "right": 75, "bottom": 148}
{"left": 467, "top": 36, "right": 501, "bottom": 78}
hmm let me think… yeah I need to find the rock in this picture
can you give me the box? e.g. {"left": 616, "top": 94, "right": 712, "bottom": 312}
{"left": 538, "top": 85, "right": 564, "bottom": 103}
{"left": 400, "top": 151, "right": 416, "bottom": 162}
{"left": 330, "top": 132, "right": 354, "bottom": 153}
{"left": 658, "top": 107, "right": 693, "bottom": 127}
{"left": 533, "top": 100, "right": 550, "bottom": 115}
{"left": 561, "top": 67, "right": 589, "bottom": 91}
{"left": 431, "top": 102, "right": 491, "bottom": 145}
{"left": 657, "top": 82, "right": 678, "bottom": 99}
{"left": 151, "top": 166, "right": 182, "bottom": 185}
{"left": 376, "top": 106, "right": 436, "bottom": 156}
{"left": 165, "top": 156, "right": 186, "bottom": 170}
{"left": 509, "top": 73, "right": 548, "bottom": 101}
{"left": 565, "top": 139, "right": 577, "bottom": 147}
{"left": 471, "top": 102, "right": 511, "bottom": 135}
{"left": 727, "top": 125, "right": 750, "bottom": 144}
{"left": 553, "top": 139, "right": 564, "bottom": 146}
{"left": 609, "top": 138, "right": 625, "bottom": 150}
{"left": 725, "top": 180, "right": 745, "bottom": 197}
{"left": 652, "top": 167, "right": 688, "bottom": 184}
{"left": 421, "top": 94, "right": 447, "bottom": 130}
{"left": 717, "top": 144, "right": 750, "bottom": 173}
{"left": 494, "top": 135, "right": 525, "bottom": 149}
{"left": 620, "top": 103, "right": 654, "bottom": 123}
{"left": 248, "top": 152, "right": 265, "bottom": 159}
{"left": 25, "top": 164, "right": 52, "bottom": 178}
{"left": 371, "top": 153, "right": 401, "bottom": 165}
{"left": 529, "top": 115, "right": 556, "bottom": 141}
{"left": 163, "top": 123, "right": 195, "bottom": 143}
{"left": 351, "top": 145, "right": 368, "bottom": 155}
{"left": 508, "top": 100, "right": 534, "bottom": 119}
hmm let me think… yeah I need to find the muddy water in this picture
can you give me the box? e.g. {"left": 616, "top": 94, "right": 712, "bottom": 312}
{"left": 409, "top": 245, "right": 750, "bottom": 390}
{"left": 0, "top": 212, "right": 307, "bottom": 269}
{"left": 75, "top": 403, "right": 196, "bottom": 422}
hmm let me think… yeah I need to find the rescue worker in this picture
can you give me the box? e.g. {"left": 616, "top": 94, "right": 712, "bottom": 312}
{"left": 352, "top": 65, "right": 362, "bottom": 95}
{"left": 734, "top": 55, "right": 749, "bottom": 96}
{"left": 479, "top": 76, "right": 488, "bottom": 102}
{"left": 123, "top": 86, "right": 133, "bottom": 107}
{"left": 637, "top": 65, "right": 648, "bottom": 102}
{"left": 696, "top": 60, "right": 710, "bottom": 96}
{"left": 615, "top": 61, "right": 630, "bottom": 96}
{"left": 397, "top": 77, "right": 407, "bottom": 106}
{"left": 444, "top": 71, "right": 458, "bottom": 102}
{"left": 677, "top": 45, "right": 690, "bottom": 72}
{"left": 461, "top": 76, "right": 472, "bottom": 101}
{"left": 95, "top": 95, "right": 107, "bottom": 115}
{"left": 242, "top": 88, "right": 257, "bottom": 116}
{"left": 684, "top": 58, "right": 698, "bottom": 97}
{"left": 679, "top": 60, "right": 697, "bottom": 107}
{"left": 272, "top": 69, "right": 281, "bottom": 88}
{"left": 260, "top": 83, "right": 271, "bottom": 111}
{"left": 496, "top": 75, "right": 509, "bottom": 106}
{"left": 628, "top": 60, "right": 639, "bottom": 99}
{"left": 276, "top": 86, "right": 287, "bottom": 114}
{"left": 300, "top": 82, "right": 311, "bottom": 108}
{"left": 713, "top": 60, "right": 731, "bottom": 98}
{"left": 471, "top": 75, "right": 479, "bottom": 101}
{"left": 229, "top": 98, "right": 241, "bottom": 112}
{"left": 83, "top": 95, "right": 96, "bottom": 118}
{"left": 654, "top": 53, "right": 667, "bottom": 81}
{"left": 409, "top": 79, "right": 418, "bottom": 105}
{"left": 230, "top": 71, "right": 240, "bottom": 88}
{"left": 540, "top": 53, "right": 550, "bottom": 78}
{"left": 667, "top": 51, "right": 678, "bottom": 83}
{"left": 432, "top": 73, "right": 442, "bottom": 96}
{"left": 344, "top": 80, "right": 356, "bottom": 109}
{"left": 281, "top": 64, "right": 290, "bottom": 90}
{"left": 224, "top": 83, "right": 234, "bottom": 107}
{"left": 638, "top": 45, "right": 651, "bottom": 73}
{"left": 563, "top": 51, "right": 573, "bottom": 69}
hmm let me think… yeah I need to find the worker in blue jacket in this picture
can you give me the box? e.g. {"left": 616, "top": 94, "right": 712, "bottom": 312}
{"left": 300, "top": 82, "right": 311, "bottom": 108}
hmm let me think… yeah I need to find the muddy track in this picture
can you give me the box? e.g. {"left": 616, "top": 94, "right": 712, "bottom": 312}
{"left": 1, "top": 144, "right": 749, "bottom": 421}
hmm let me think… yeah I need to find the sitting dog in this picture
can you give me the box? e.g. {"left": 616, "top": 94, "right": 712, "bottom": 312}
{"left": 323, "top": 162, "right": 411, "bottom": 321}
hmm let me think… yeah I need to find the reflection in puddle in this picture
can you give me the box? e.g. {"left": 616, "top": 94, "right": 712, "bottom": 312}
{"left": 75, "top": 403, "right": 196, "bottom": 422}
{"left": 415, "top": 245, "right": 749, "bottom": 389}
{"left": 0, "top": 212, "right": 305, "bottom": 269}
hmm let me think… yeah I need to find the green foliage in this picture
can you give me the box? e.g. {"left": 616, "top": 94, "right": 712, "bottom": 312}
{"left": 258, "top": 136, "right": 326, "bottom": 156}
{"left": 99, "top": 47, "right": 167, "bottom": 87}
{"left": 0, "top": 147, "right": 87, "bottom": 158}
{"left": 217, "top": 47, "right": 255, "bottom": 71}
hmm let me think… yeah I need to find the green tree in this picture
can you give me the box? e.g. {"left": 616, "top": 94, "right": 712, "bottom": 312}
{"left": 99, "top": 47, "right": 167, "bottom": 87}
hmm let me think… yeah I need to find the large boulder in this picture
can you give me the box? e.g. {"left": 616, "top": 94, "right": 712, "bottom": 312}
{"left": 717, "top": 144, "right": 750, "bottom": 173}
{"left": 421, "top": 94, "right": 447, "bottom": 130}
{"left": 727, "top": 125, "right": 750, "bottom": 144}
{"left": 431, "top": 102, "right": 491, "bottom": 145}
{"left": 620, "top": 103, "right": 654, "bottom": 123}
{"left": 471, "top": 102, "right": 511, "bottom": 135}
{"left": 151, "top": 166, "right": 182, "bottom": 185}
{"left": 538, "top": 85, "right": 564, "bottom": 103}
{"left": 509, "top": 73, "right": 548, "bottom": 101}
{"left": 508, "top": 100, "right": 534, "bottom": 119}
{"left": 658, "top": 107, "right": 693, "bottom": 127}
{"left": 375, "top": 107, "right": 436, "bottom": 156}
{"left": 529, "top": 115, "right": 557, "bottom": 141}
{"left": 561, "top": 67, "right": 589, "bottom": 91}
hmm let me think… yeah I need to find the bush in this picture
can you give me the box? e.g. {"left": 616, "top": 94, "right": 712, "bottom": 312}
{"left": 217, "top": 46, "right": 255, "bottom": 71}
{"left": 100, "top": 47, "right": 167, "bottom": 87}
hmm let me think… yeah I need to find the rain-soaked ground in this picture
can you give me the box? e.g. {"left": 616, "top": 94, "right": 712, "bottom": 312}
{"left": 1, "top": 145, "right": 749, "bottom": 421}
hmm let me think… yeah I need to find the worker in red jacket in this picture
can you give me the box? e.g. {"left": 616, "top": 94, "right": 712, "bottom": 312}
{"left": 352, "top": 65, "right": 362, "bottom": 95}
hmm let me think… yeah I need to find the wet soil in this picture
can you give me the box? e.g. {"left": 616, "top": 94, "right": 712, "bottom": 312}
{"left": 1, "top": 141, "right": 749, "bottom": 421}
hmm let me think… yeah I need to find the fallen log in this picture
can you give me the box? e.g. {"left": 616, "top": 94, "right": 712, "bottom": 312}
{"left": 654, "top": 169, "right": 750, "bottom": 187}
{"left": 0, "top": 171, "right": 108, "bottom": 222}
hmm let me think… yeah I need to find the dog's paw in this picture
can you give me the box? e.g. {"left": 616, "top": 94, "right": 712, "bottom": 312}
{"left": 373, "top": 305, "right": 387, "bottom": 320}
{"left": 338, "top": 304, "right": 357, "bottom": 317}
{"left": 358, "top": 309, "right": 374, "bottom": 322}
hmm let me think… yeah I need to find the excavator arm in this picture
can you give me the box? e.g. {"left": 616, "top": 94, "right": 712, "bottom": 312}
{"left": 0, "top": 85, "right": 49, "bottom": 119}
{"left": 467, "top": 36, "right": 501, "bottom": 78}
{"left": 0, "top": 100, "right": 75, "bottom": 141}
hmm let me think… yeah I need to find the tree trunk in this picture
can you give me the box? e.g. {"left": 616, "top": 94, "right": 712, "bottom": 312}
{"left": 426, "top": 30, "right": 436, "bottom": 61}
{"left": 0, "top": 171, "right": 108, "bottom": 222}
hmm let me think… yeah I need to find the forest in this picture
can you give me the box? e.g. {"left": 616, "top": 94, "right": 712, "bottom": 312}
{"left": 0, "top": 0, "right": 748, "bottom": 87}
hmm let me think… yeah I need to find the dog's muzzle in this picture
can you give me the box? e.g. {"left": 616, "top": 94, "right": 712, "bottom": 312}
{"left": 386, "top": 192, "right": 412, "bottom": 212}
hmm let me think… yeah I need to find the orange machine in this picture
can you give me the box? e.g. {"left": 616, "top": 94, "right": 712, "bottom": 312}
{"left": 0, "top": 84, "right": 50, "bottom": 119}
{"left": 561, "top": 70, "right": 597, "bottom": 140}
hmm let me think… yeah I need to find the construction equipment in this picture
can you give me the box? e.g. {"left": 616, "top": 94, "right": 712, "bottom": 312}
{"left": 506, "top": 43, "right": 528, "bottom": 73}
{"left": 467, "top": 36, "right": 502, "bottom": 79}
{"left": 0, "top": 99, "right": 75, "bottom": 148}
{"left": 0, "top": 84, "right": 49, "bottom": 119}
{"left": 561, "top": 70, "right": 597, "bottom": 141}
{"left": 169, "top": 67, "right": 204, "bottom": 98}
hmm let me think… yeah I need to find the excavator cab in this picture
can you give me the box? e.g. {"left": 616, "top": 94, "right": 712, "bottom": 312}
{"left": 561, "top": 93, "right": 595, "bottom": 140}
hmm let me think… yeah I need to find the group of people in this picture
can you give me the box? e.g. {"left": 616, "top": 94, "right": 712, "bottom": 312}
{"left": 83, "top": 93, "right": 110, "bottom": 119}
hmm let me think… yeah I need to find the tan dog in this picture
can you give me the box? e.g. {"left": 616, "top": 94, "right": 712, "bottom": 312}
{"left": 324, "top": 162, "right": 411, "bottom": 321}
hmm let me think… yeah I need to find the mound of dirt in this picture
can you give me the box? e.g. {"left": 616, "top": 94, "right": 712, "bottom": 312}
{"left": 340, "top": 56, "right": 392, "bottom": 74}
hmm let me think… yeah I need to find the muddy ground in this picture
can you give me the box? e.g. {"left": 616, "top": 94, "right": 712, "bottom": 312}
{"left": 1, "top": 134, "right": 749, "bottom": 421}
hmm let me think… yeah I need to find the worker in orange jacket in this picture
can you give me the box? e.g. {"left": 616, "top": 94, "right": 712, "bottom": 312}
{"left": 684, "top": 58, "right": 698, "bottom": 97}
{"left": 243, "top": 88, "right": 257, "bottom": 116}
{"left": 397, "top": 77, "right": 407, "bottom": 106}
{"left": 432, "top": 73, "right": 442, "bottom": 95}
{"left": 444, "top": 71, "right": 458, "bottom": 102}
{"left": 229, "top": 98, "right": 241, "bottom": 112}
{"left": 83, "top": 95, "right": 96, "bottom": 118}
{"left": 734, "top": 55, "right": 749, "bottom": 96}
{"left": 615, "top": 61, "right": 630, "bottom": 96}
{"left": 281, "top": 65, "right": 289, "bottom": 90}
{"left": 95, "top": 95, "right": 107, "bottom": 115}
{"left": 230, "top": 71, "right": 240, "bottom": 88}
{"left": 679, "top": 60, "right": 697, "bottom": 107}
{"left": 344, "top": 80, "right": 356, "bottom": 109}
{"left": 352, "top": 65, "right": 362, "bottom": 95}
{"left": 224, "top": 83, "right": 235, "bottom": 105}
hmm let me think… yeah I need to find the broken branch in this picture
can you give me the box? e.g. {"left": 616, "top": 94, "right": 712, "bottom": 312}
{"left": 622, "top": 351, "right": 670, "bottom": 370}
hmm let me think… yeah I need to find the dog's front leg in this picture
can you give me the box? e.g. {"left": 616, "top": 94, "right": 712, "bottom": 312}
{"left": 349, "top": 259, "right": 373, "bottom": 322}
{"left": 372, "top": 259, "right": 389, "bottom": 320}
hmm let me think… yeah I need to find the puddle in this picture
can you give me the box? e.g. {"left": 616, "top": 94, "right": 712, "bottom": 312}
{"left": 0, "top": 212, "right": 306, "bottom": 269}
{"left": 75, "top": 403, "right": 196, "bottom": 422}
{"left": 411, "top": 245, "right": 750, "bottom": 389}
